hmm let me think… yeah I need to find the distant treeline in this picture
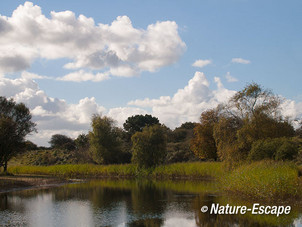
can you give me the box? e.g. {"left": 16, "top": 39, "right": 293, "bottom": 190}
{"left": 2, "top": 82, "right": 302, "bottom": 171}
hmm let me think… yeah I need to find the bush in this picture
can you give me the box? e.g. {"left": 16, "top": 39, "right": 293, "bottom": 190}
{"left": 275, "top": 141, "right": 298, "bottom": 161}
{"left": 248, "top": 138, "right": 298, "bottom": 161}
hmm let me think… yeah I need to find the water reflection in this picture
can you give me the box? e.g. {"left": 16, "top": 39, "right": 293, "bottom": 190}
{"left": 0, "top": 179, "right": 301, "bottom": 226}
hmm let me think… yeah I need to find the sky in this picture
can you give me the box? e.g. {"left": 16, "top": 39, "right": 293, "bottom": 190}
{"left": 0, "top": 0, "right": 302, "bottom": 146}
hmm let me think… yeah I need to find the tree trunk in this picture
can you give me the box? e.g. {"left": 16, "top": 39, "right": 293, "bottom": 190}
{"left": 3, "top": 160, "right": 7, "bottom": 172}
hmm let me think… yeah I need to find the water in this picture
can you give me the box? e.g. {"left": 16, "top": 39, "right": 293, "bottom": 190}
{"left": 0, "top": 179, "right": 302, "bottom": 226}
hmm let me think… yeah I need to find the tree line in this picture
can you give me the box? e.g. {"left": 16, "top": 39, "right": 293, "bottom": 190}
{"left": 1, "top": 83, "right": 302, "bottom": 172}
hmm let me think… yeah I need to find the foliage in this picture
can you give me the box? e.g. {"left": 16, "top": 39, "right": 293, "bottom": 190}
{"left": 191, "top": 109, "right": 219, "bottom": 160}
{"left": 89, "top": 115, "right": 123, "bottom": 164}
{"left": 123, "top": 114, "right": 159, "bottom": 136}
{"left": 74, "top": 133, "right": 89, "bottom": 150}
{"left": 0, "top": 96, "right": 36, "bottom": 172}
{"left": 190, "top": 83, "right": 295, "bottom": 166}
{"left": 166, "top": 122, "right": 197, "bottom": 163}
{"left": 49, "top": 134, "right": 76, "bottom": 151}
{"left": 248, "top": 138, "right": 298, "bottom": 161}
{"left": 131, "top": 125, "right": 167, "bottom": 168}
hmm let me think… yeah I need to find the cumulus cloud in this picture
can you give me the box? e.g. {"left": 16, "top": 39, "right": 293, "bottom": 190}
{"left": 129, "top": 71, "right": 236, "bottom": 127}
{"left": 0, "top": 77, "right": 106, "bottom": 145}
{"left": 231, "top": 58, "right": 251, "bottom": 64}
{"left": 225, "top": 72, "right": 238, "bottom": 82}
{"left": 0, "top": 2, "right": 186, "bottom": 80}
{"left": 192, "top": 59, "right": 212, "bottom": 68}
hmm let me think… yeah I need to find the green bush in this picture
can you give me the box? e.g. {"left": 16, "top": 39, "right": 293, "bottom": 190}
{"left": 275, "top": 141, "right": 298, "bottom": 161}
{"left": 248, "top": 138, "right": 298, "bottom": 161}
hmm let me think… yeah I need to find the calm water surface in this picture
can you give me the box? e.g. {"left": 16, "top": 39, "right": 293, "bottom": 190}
{"left": 0, "top": 179, "right": 302, "bottom": 226}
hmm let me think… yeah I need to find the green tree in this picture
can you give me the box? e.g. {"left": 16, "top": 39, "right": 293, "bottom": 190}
{"left": 131, "top": 125, "right": 166, "bottom": 168}
{"left": 191, "top": 109, "right": 219, "bottom": 160}
{"left": 75, "top": 133, "right": 89, "bottom": 150}
{"left": 0, "top": 97, "right": 36, "bottom": 172}
{"left": 49, "top": 134, "right": 75, "bottom": 151}
{"left": 213, "top": 83, "right": 294, "bottom": 164}
{"left": 123, "top": 114, "right": 159, "bottom": 136}
{"left": 89, "top": 115, "right": 122, "bottom": 164}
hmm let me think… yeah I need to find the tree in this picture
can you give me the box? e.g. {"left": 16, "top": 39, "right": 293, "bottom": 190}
{"left": 0, "top": 97, "right": 36, "bottom": 172}
{"left": 75, "top": 133, "right": 89, "bottom": 150}
{"left": 89, "top": 115, "right": 123, "bottom": 164}
{"left": 131, "top": 125, "right": 167, "bottom": 168}
{"left": 123, "top": 114, "right": 159, "bottom": 136}
{"left": 191, "top": 109, "right": 219, "bottom": 160}
{"left": 49, "top": 134, "right": 75, "bottom": 151}
{"left": 213, "top": 83, "right": 294, "bottom": 164}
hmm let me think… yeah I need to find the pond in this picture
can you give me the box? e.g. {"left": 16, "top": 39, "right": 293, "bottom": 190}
{"left": 0, "top": 179, "right": 301, "bottom": 226}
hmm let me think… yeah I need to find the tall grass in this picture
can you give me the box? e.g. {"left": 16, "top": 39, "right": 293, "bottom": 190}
{"left": 9, "top": 164, "right": 137, "bottom": 178}
{"left": 8, "top": 162, "right": 223, "bottom": 179}
{"left": 223, "top": 160, "right": 301, "bottom": 200}
{"left": 152, "top": 162, "right": 224, "bottom": 179}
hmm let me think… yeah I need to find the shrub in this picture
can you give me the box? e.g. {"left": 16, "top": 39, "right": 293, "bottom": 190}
{"left": 275, "top": 141, "right": 298, "bottom": 161}
{"left": 248, "top": 138, "right": 298, "bottom": 161}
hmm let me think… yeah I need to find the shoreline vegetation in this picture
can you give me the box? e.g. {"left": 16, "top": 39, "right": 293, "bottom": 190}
{"left": 4, "top": 160, "right": 302, "bottom": 202}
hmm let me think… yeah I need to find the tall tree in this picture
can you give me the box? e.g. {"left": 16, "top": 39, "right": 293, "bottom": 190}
{"left": 89, "top": 115, "right": 122, "bottom": 164}
{"left": 214, "top": 83, "right": 294, "bottom": 164}
{"left": 0, "top": 97, "right": 36, "bottom": 172}
{"left": 191, "top": 109, "right": 219, "bottom": 160}
{"left": 131, "top": 125, "right": 167, "bottom": 168}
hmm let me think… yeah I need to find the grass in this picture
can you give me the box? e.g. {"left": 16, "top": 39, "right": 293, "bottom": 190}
{"left": 8, "top": 164, "right": 138, "bottom": 178}
{"left": 8, "top": 162, "right": 223, "bottom": 179}
{"left": 151, "top": 162, "right": 224, "bottom": 179}
{"left": 6, "top": 160, "right": 302, "bottom": 201}
{"left": 223, "top": 160, "right": 301, "bottom": 201}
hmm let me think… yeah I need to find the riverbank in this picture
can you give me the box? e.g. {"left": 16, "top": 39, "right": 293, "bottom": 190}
{"left": 3, "top": 161, "right": 302, "bottom": 201}
{"left": 8, "top": 162, "right": 224, "bottom": 180}
{"left": 0, "top": 175, "right": 76, "bottom": 193}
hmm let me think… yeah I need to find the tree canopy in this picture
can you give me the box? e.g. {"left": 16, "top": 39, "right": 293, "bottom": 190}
{"left": 0, "top": 96, "right": 36, "bottom": 172}
{"left": 131, "top": 125, "right": 167, "bottom": 168}
{"left": 123, "top": 114, "right": 160, "bottom": 136}
{"left": 89, "top": 115, "right": 123, "bottom": 164}
{"left": 49, "top": 134, "right": 76, "bottom": 151}
{"left": 191, "top": 83, "right": 296, "bottom": 166}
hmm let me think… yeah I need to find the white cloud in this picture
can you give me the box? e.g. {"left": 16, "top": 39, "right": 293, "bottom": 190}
{"left": 231, "top": 58, "right": 251, "bottom": 64}
{"left": 192, "top": 59, "right": 212, "bottom": 68}
{"left": 107, "top": 107, "right": 149, "bottom": 126}
{"left": 57, "top": 70, "right": 110, "bottom": 82}
{"left": 21, "top": 71, "right": 51, "bottom": 80}
{"left": 0, "top": 77, "right": 105, "bottom": 145}
{"left": 0, "top": 2, "right": 186, "bottom": 79}
{"left": 129, "top": 71, "right": 236, "bottom": 128}
{"left": 225, "top": 72, "right": 238, "bottom": 82}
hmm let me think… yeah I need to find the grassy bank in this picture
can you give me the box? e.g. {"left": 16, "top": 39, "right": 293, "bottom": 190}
{"left": 223, "top": 161, "right": 301, "bottom": 201}
{"left": 8, "top": 162, "right": 223, "bottom": 179}
{"left": 6, "top": 161, "right": 302, "bottom": 201}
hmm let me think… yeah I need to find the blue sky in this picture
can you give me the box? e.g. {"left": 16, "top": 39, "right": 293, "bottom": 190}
{"left": 0, "top": 0, "right": 301, "bottom": 145}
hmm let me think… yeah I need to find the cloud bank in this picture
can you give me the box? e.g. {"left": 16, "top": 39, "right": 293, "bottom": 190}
{"left": 0, "top": 2, "right": 186, "bottom": 80}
